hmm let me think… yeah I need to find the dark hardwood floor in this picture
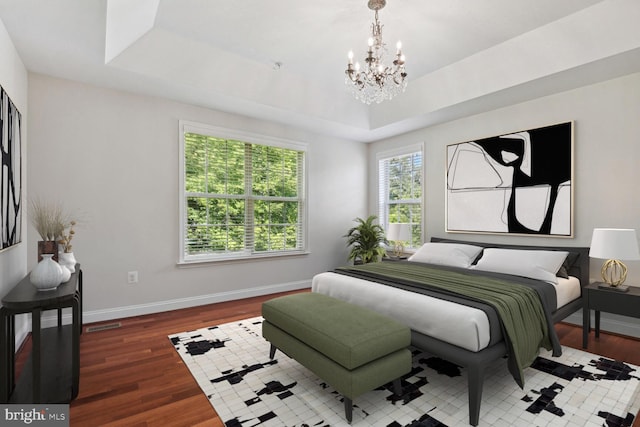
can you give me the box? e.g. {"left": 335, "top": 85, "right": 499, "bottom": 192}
{"left": 15, "top": 290, "right": 640, "bottom": 426}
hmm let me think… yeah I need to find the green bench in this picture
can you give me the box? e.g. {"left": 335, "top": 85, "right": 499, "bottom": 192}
{"left": 262, "top": 292, "right": 411, "bottom": 423}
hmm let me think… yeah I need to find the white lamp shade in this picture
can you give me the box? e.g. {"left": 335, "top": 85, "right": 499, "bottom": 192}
{"left": 589, "top": 228, "right": 640, "bottom": 260}
{"left": 387, "top": 223, "right": 411, "bottom": 242}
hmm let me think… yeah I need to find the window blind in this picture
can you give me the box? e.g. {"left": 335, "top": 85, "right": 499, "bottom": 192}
{"left": 377, "top": 147, "right": 423, "bottom": 248}
{"left": 180, "top": 123, "right": 307, "bottom": 262}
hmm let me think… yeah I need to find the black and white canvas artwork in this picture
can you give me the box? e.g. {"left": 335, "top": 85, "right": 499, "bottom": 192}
{"left": 1, "top": 85, "right": 22, "bottom": 251}
{"left": 447, "top": 122, "right": 573, "bottom": 237}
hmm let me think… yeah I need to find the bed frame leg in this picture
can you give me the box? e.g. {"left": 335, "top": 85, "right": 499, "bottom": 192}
{"left": 468, "top": 365, "right": 484, "bottom": 426}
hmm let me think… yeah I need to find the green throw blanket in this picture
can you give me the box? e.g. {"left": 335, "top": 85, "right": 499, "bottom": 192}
{"left": 336, "top": 261, "right": 560, "bottom": 388}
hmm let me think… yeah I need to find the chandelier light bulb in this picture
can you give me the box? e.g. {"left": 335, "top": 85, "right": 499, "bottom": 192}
{"left": 344, "top": 1, "right": 408, "bottom": 104}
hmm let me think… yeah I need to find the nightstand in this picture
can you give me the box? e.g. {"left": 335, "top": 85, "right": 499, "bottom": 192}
{"left": 582, "top": 282, "right": 640, "bottom": 348}
{"left": 383, "top": 255, "right": 408, "bottom": 262}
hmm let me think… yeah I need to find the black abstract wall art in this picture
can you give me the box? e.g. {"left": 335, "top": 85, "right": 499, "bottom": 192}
{"left": 446, "top": 122, "right": 573, "bottom": 237}
{"left": 1, "top": 85, "right": 22, "bottom": 251}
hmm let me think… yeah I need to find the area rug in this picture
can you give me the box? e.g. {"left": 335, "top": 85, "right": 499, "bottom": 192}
{"left": 169, "top": 317, "right": 640, "bottom": 427}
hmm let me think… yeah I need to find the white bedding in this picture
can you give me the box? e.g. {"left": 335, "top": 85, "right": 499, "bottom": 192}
{"left": 311, "top": 272, "right": 580, "bottom": 353}
{"left": 555, "top": 276, "right": 581, "bottom": 309}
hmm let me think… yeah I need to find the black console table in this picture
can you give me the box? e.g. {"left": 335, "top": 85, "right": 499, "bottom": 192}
{"left": 1, "top": 265, "right": 82, "bottom": 403}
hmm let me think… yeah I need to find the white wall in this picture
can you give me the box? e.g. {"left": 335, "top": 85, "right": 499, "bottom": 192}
{"left": 23, "top": 61, "right": 640, "bottom": 337}
{"left": 27, "top": 73, "right": 367, "bottom": 323}
{"left": 0, "top": 18, "right": 29, "bottom": 343}
{"left": 369, "top": 72, "right": 640, "bottom": 336}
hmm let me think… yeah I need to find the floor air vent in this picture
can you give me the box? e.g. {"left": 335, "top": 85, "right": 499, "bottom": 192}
{"left": 86, "top": 322, "right": 122, "bottom": 333}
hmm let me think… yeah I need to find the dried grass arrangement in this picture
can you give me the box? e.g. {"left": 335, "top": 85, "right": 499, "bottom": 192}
{"left": 29, "top": 198, "right": 79, "bottom": 261}
{"left": 29, "top": 198, "right": 70, "bottom": 241}
{"left": 58, "top": 221, "right": 76, "bottom": 253}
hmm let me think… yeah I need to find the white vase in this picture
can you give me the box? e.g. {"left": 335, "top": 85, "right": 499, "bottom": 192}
{"left": 30, "top": 254, "right": 63, "bottom": 291}
{"left": 58, "top": 251, "right": 77, "bottom": 273}
{"left": 59, "top": 264, "right": 71, "bottom": 283}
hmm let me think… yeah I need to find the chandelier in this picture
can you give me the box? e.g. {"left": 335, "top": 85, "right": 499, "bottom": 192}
{"left": 345, "top": 0, "right": 407, "bottom": 104}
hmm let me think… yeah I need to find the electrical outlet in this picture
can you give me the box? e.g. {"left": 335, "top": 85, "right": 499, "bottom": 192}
{"left": 127, "top": 271, "right": 138, "bottom": 284}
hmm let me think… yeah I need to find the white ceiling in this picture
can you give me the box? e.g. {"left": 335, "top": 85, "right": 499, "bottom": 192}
{"left": 1, "top": 0, "right": 640, "bottom": 142}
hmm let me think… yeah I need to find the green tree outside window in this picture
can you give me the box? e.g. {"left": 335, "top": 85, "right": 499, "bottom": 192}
{"left": 378, "top": 150, "right": 422, "bottom": 248}
{"left": 183, "top": 131, "right": 306, "bottom": 259}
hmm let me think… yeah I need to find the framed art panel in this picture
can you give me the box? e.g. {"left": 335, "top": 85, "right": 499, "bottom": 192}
{"left": 446, "top": 121, "right": 573, "bottom": 237}
{"left": 1, "top": 85, "right": 23, "bottom": 251}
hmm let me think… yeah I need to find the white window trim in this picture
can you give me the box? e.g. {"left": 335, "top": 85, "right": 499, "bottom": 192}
{"left": 178, "top": 120, "right": 309, "bottom": 264}
{"left": 376, "top": 142, "right": 425, "bottom": 247}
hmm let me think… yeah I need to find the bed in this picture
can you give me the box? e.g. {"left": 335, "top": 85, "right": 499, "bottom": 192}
{"left": 311, "top": 237, "right": 590, "bottom": 426}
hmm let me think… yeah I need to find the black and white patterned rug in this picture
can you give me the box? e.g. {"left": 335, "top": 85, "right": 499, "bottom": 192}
{"left": 169, "top": 317, "right": 640, "bottom": 426}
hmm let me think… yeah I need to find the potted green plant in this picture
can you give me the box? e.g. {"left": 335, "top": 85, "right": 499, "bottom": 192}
{"left": 344, "top": 215, "right": 388, "bottom": 264}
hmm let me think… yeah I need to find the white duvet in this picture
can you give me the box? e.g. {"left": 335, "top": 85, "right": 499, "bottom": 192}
{"left": 311, "top": 272, "right": 580, "bottom": 352}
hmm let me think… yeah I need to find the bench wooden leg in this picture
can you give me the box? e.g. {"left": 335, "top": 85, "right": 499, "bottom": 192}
{"left": 392, "top": 377, "right": 402, "bottom": 396}
{"left": 343, "top": 378, "right": 401, "bottom": 423}
{"left": 344, "top": 396, "right": 353, "bottom": 423}
{"left": 269, "top": 343, "right": 276, "bottom": 359}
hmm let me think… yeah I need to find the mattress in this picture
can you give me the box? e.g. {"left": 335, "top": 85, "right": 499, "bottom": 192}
{"left": 554, "top": 276, "right": 581, "bottom": 310}
{"left": 311, "top": 272, "right": 580, "bottom": 352}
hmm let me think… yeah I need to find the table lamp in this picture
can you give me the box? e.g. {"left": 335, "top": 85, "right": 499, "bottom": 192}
{"left": 386, "top": 223, "right": 411, "bottom": 257}
{"left": 589, "top": 228, "right": 640, "bottom": 292}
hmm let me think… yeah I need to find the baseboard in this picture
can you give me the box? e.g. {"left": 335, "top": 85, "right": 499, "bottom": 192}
{"left": 37, "top": 286, "right": 640, "bottom": 339}
{"left": 40, "top": 279, "right": 312, "bottom": 328}
{"left": 7, "top": 314, "right": 33, "bottom": 357}
{"left": 564, "top": 311, "right": 640, "bottom": 339}
{"left": 14, "top": 315, "right": 30, "bottom": 348}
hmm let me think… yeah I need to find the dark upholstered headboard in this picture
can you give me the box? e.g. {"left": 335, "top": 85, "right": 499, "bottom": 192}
{"left": 430, "top": 237, "right": 590, "bottom": 289}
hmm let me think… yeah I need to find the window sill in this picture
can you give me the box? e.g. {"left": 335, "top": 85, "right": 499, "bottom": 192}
{"left": 177, "top": 250, "right": 311, "bottom": 267}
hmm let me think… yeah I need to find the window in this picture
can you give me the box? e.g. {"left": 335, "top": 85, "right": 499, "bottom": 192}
{"left": 179, "top": 122, "right": 307, "bottom": 263}
{"left": 377, "top": 144, "right": 423, "bottom": 248}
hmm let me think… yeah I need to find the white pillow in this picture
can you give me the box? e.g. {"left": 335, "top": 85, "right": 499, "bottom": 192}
{"left": 408, "top": 243, "right": 484, "bottom": 268}
{"left": 472, "top": 248, "right": 569, "bottom": 284}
